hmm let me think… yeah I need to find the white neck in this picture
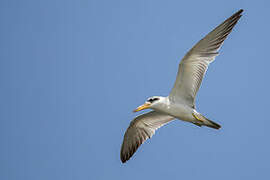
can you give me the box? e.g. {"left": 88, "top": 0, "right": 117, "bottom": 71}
{"left": 151, "top": 96, "right": 171, "bottom": 112}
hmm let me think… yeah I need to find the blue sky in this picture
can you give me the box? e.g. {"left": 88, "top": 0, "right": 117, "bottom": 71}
{"left": 1, "top": 0, "right": 270, "bottom": 179}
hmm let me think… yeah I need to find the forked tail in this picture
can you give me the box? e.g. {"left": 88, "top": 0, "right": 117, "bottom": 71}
{"left": 203, "top": 117, "right": 221, "bottom": 129}
{"left": 193, "top": 113, "right": 221, "bottom": 129}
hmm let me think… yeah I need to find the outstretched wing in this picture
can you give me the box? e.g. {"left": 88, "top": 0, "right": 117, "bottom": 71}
{"left": 169, "top": 9, "right": 243, "bottom": 107}
{"left": 120, "top": 111, "right": 174, "bottom": 163}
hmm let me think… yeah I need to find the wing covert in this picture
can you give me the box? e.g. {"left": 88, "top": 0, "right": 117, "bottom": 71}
{"left": 120, "top": 111, "right": 174, "bottom": 163}
{"left": 169, "top": 9, "right": 243, "bottom": 107}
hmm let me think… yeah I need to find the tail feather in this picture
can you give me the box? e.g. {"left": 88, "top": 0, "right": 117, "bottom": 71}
{"left": 192, "top": 112, "right": 221, "bottom": 129}
{"left": 203, "top": 118, "right": 221, "bottom": 129}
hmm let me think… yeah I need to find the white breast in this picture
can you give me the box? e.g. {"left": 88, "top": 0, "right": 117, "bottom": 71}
{"left": 153, "top": 98, "right": 195, "bottom": 122}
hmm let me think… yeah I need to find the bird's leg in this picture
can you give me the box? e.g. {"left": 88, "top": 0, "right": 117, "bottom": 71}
{"left": 192, "top": 113, "right": 204, "bottom": 127}
{"left": 192, "top": 113, "right": 204, "bottom": 122}
{"left": 193, "top": 122, "right": 202, "bottom": 127}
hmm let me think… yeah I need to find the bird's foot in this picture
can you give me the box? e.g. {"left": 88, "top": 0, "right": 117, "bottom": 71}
{"left": 192, "top": 113, "right": 204, "bottom": 122}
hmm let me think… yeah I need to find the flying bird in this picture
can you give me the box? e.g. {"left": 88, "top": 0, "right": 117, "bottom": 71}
{"left": 121, "top": 9, "right": 243, "bottom": 163}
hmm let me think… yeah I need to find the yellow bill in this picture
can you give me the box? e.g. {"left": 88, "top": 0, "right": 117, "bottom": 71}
{"left": 133, "top": 102, "right": 151, "bottom": 112}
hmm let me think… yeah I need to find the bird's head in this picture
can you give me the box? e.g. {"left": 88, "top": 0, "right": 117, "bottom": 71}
{"left": 133, "top": 96, "right": 165, "bottom": 112}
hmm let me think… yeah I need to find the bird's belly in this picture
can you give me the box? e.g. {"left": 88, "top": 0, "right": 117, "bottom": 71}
{"left": 165, "top": 104, "right": 195, "bottom": 122}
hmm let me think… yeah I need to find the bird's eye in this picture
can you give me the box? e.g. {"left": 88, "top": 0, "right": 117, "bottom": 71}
{"left": 147, "top": 98, "right": 159, "bottom": 103}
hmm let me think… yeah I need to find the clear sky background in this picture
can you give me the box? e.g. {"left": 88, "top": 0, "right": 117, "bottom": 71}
{"left": 1, "top": 0, "right": 270, "bottom": 179}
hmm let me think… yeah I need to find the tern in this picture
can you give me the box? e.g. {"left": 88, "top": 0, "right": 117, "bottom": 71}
{"left": 121, "top": 9, "right": 243, "bottom": 163}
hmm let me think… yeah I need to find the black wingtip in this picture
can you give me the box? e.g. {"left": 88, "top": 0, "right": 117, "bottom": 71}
{"left": 229, "top": 9, "right": 244, "bottom": 19}
{"left": 236, "top": 9, "right": 244, "bottom": 16}
{"left": 238, "top": 9, "right": 244, "bottom": 13}
{"left": 120, "top": 151, "right": 129, "bottom": 163}
{"left": 121, "top": 158, "right": 127, "bottom": 163}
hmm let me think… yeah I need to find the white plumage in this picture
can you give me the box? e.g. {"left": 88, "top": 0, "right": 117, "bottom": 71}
{"left": 121, "top": 9, "right": 243, "bottom": 163}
